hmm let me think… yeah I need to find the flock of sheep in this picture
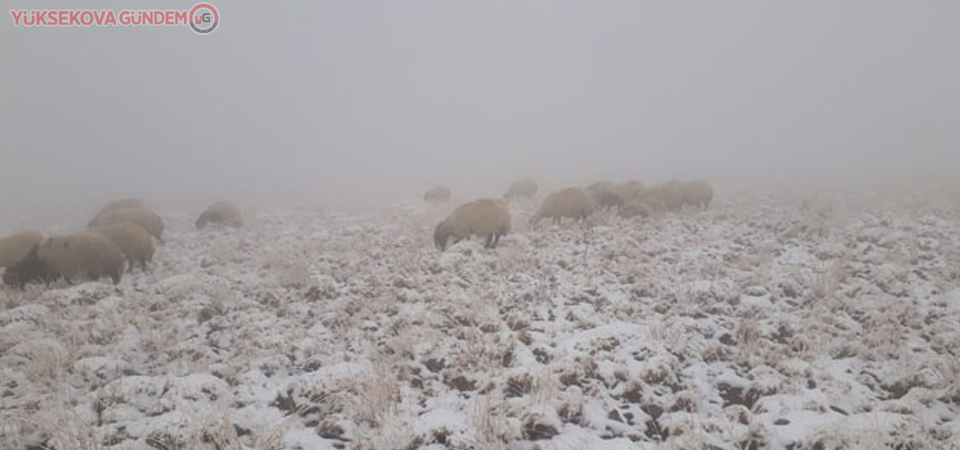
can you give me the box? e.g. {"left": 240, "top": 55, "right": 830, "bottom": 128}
{"left": 0, "top": 179, "right": 711, "bottom": 291}
{"left": 0, "top": 200, "right": 243, "bottom": 289}
{"left": 430, "top": 178, "right": 713, "bottom": 250}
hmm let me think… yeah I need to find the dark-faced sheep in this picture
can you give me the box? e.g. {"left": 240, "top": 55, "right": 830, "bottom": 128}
{"left": 90, "top": 223, "right": 155, "bottom": 270}
{"left": 434, "top": 198, "right": 511, "bottom": 250}
{"left": 0, "top": 230, "right": 43, "bottom": 268}
{"left": 89, "top": 198, "right": 146, "bottom": 226}
{"left": 89, "top": 207, "right": 164, "bottom": 242}
{"left": 424, "top": 185, "right": 452, "bottom": 204}
{"left": 3, "top": 232, "right": 126, "bottom": 288}
{"left": 676, "top": 180, "right": 714, "bottom": 210}
{"left": 530, "top": 188, "right": 595, "bottom": 226}
{"left": 3, "top": 245, "right": 49, "bottom": 288}
{"left": 196, "top": 201, "right": 243, "bottom": 228}
{"left": 503, "top": 179, "right": 538, "bottom": 201}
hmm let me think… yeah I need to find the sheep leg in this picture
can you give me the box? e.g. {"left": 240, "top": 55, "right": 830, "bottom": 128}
{"left": 484, "top": 234, "right": 494, "bottom": 248}
{"left": 492, "top": 233, "right": 501, "bottom": 248}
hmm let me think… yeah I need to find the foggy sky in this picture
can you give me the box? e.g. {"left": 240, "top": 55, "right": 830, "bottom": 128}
{"left": 2, "top": 1, "right": 959, "bottom": 200}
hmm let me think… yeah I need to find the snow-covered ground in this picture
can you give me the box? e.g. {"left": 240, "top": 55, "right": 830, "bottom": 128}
{"left": 2, "top": 187, "right": 960, "bottom": 450}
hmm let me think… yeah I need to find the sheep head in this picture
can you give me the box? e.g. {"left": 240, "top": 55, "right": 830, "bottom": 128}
{"left": 433, "top": 221, "right": 450, "bottom": 250}
{"left": 3, "top": 244, "right": 49, "bottom": 289}
{"left": 195, "top": 211, "right": 211, "bottom": 229}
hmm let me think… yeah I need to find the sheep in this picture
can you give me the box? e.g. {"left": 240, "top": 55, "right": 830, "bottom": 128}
{"left": 3, "top": 232, "right": 126, "bottom": 288}
{"left": 620, "top": 200, "right": 653, "bottom": 219}
{"left": 434, "top": 198, "right": 511, "bottom": 250}
{"left": 2, "top": 245, "right": 48, "bottom": 288}
{"left": 196, "top": 201, "right": 243, "bottom": 228}
{"left": 676, "top": 180, "right": 714, "bottom": 210}
{"left": 0, "top": 230, "right": 43, "bottom": 268}
{"left": 42, "top": 232, "right": 126, "bottom": 285}
{"left": 89, "top": 198, "right": 146, "bottom": 226}
{"left": 637, "top": 182, "right": 684, "bottom": 213}
{"left": 90, "top": 222, "right": 155, "bottom": 271}
{"left": 611, "top": 180, "right": 645, "bottom": 205}
{"left": 503, "top": 179, "right": 538, "bottom": 201}
{"left": 586, "top": 181, "right": 646, "bottom": 212}
{"left": 586, "top": 182, "right": 621, "bottom": 210}
{"left": 530, "top": 188, "right": 595, "bottom": 226}
{"left": 424, "top": 185, "right": 452, "bottom": 204}
{"left": 89, "top": 207, "right": 164, "bottom": 242}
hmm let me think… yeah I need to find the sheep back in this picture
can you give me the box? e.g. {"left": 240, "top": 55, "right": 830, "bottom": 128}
{"left": 90, "top": 207, "right": 164, "bottom": 241}
{"left": 504, "top": 179, "right": 538, "bottom": 201}
{"left": 640, "top": 183, "right": 683, "bottom": 212}
{"left": 89, "top": 198, "right": 146, "bottom": 226}
{"left": 90, "top": 223, "right": 155, "bottom": 269}
{"left": 196, "top": 201, "right": 243, "bottom": 228}
{"left": 434, "top": 198, "right": 511, "bottom": 250}
{"left": 532, "top": 188, "right": 595, "bottom": 224}
{"left": 38, "top": 232, "right": 126, "bottom": 284}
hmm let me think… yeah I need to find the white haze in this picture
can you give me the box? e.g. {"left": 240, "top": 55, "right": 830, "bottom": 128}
{"left": 2, "top": 1, "right": 959, "bottom": 204}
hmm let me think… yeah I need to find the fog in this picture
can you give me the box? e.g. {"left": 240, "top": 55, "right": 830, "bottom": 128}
{"left": 2, "top": 1, "right": 959, "bottom": 202}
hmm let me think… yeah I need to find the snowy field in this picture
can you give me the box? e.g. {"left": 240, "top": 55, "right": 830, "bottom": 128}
{"left": 2, "top": 186, "right": 960, "bottom": 450}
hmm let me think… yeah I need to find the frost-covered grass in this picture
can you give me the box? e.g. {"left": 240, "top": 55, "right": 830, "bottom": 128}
{"left": 1, "top": 187, "right": 960, "bottom": 450}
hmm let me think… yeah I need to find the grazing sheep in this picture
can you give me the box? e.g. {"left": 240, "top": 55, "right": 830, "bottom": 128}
{"left": 89, "top": 198, "right": 146, "bottom": 226}
{"left": 638, "top": 182, "right": 684, "bottom": 213}
{"left": 503, "top": 179, "right": 539, "bottom": 201}
{"left": 41, "top": 232, "right": 126, "bottom": 285}
{"left": 434, "top": 198, "right": 512, "bottom": 250}
{"left": 90, "top": 223, "right": 155, "bottom": 270}
{"left": 620, "top": 200, "right": 653, "bottom": 219}
{"left": 611, "top": 180, "right": 645, "bottom": 205}
{"left": 3, "top": 245, "right": 48, "bottom": 288}
{"left": 676, "top": 180, "right": 714, "bottom": 210}
{"left": 586, "top": 182, "right": 621, "bottom": 209}
{"left": 3, "top": 232, "right": 126, "bottom": 288}
{"left": 530, "top": 188, "right": 595, "bottom": 226}
{"left": 89, "top": 207, "right": 164, "bottom": 242}
{"left": 424, "top": 185, "right": 452, "bottom": 204}
{"left": 0, "top": 230, "right": 43, "bottom": 268}
{"left": 196, "top": 201, "right": 243, "bottom": 228}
